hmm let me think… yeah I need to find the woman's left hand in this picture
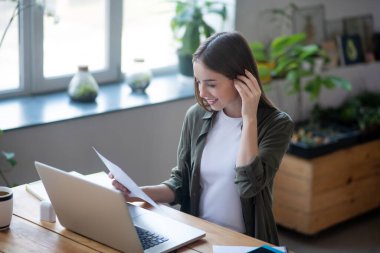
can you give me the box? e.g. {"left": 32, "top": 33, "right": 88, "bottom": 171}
{"left": 234, "top": 69, "right": 261, "bottom": 121}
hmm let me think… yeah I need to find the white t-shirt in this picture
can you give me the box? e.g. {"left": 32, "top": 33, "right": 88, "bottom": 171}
{"left": 199, "top": 109, "right": 245, "bottom": 233}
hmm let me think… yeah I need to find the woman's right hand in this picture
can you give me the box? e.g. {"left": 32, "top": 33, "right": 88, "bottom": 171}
{"left": 234, "top": 69, "right": 261, "bottom": 122}
{"left": 108, "top": 172, "right": 142, "bottom": 202}
{"left": 108, "top": 173, "right": 176, "bottom": 204}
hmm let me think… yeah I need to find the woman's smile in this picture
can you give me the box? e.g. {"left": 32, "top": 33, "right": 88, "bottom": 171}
{"left": 205, "top": 98, "right": 218, "bottom": 105}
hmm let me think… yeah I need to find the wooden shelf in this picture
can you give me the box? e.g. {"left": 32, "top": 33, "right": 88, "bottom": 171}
{"left": 273, "top": 138, "right": 380, "bottom": 234}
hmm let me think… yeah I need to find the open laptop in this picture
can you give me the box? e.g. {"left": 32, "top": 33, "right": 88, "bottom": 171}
{"left": 34, "top": 161, "right": 205, "bottom": 253}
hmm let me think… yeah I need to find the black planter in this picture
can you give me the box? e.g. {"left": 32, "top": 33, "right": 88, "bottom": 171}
{"left": 288, "top": 130, "right": 360, "bottom": 159}
{"left": 177, "top": 54, "right": 194, "bottom": 77}
{"left": 288, "top": 122, "right": 363, "bottom": 159}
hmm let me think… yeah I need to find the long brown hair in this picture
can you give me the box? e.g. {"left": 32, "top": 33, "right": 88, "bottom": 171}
{"left": 192, "top": 31, "right": 273, "bottom": 111}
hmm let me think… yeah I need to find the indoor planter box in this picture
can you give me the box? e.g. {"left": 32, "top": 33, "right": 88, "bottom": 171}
{"left": 273, "top": 138, "right": 380, "bottom": 235}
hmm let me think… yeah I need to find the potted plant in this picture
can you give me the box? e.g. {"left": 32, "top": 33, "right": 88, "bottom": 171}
{"left": 251, "top": 33, "right": 352, "bottom": 100}
{"left": 251, "top": 33, "right": 355, "bottom": 158}
{"left": 251, "top": 33, "right": 352, "bottom": 121}
{"left": 170, "top": 0, "right": 227, "bottom": 76}
{"left": 0, "top": 129, "right": 16, "bottom": 187}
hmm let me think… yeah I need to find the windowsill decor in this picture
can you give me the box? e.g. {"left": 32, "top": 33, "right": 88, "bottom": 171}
{"left": 68, "top": 66, "right": 99, "bottom": 103}
{"left": 125, "top": 58, "right": 152, "bottom": 93}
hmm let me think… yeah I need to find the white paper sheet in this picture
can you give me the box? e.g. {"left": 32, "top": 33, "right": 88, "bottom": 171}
{"left": 213, "top": 245, "right": 287, "bottom": 253}
{"left": 94, "top": 148, "right": 158, "bottom": 208}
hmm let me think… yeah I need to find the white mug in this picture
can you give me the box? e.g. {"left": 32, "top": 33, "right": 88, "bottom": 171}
{"left": 0, "top": 186, "right": 13, "bottom": 230}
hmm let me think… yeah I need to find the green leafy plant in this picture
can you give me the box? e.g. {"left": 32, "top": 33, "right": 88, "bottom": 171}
{"left": 315, "top": 92, "right": 380, "bottom": 131}
{"left": 0, "top": 129, "right": 16, "bottom": 187}
{"left": 171, "top": 0, "right": 227, "bottom": 56}
{"left": 170, "top": 0, "right": 227, "bottom": 76}
{"left": 251, "top": 33, "right": 352, "bottom": 101}
{"left": 291, "top": 92, "right": 380, "bottom": 150}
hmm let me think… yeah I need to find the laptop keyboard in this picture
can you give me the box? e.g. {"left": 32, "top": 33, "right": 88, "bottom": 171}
{"left": 135, "top": 226, "right": 169, "bottom": 250}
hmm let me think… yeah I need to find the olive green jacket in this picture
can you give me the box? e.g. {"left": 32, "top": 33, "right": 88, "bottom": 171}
{"left": 162, "top": 103, "right": 294, "bottom": 245}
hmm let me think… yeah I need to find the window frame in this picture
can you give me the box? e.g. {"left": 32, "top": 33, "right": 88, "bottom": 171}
{"left": 31, "top": 0, "right": 123, "bottom": 94}
{"left": 0, "top": 0, "right": 122, "bottom": 99}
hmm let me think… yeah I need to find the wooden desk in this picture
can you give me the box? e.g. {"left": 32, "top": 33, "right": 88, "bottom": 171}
{"left": 0, "top": 184, "right": 271, "bottom": 253}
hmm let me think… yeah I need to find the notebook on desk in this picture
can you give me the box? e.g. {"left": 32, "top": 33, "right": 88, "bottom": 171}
{"left": 34, "top": 161, "right": 205, "bottom": 253}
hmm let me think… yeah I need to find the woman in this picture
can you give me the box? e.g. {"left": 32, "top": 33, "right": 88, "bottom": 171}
{"left": 111, "top": 31, "right": 294, "bottom": 245}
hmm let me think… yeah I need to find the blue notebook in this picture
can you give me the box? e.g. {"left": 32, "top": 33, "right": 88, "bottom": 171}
{"left": 246, "top": 245, "right": 287, "bottom": 253}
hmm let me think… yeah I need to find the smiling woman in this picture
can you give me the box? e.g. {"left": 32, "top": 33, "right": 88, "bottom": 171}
{"left": 110, "top": 31, "right": 294, "bottom": 245}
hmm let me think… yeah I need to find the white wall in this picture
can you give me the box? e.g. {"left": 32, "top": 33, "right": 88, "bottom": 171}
{"left": 236, "top": 0, "right": 380, "bottom": 43}
{"left": 0, "top": 98, "right": 195, "bottom": 186}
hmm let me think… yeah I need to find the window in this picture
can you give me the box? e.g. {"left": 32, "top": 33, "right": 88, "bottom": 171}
{"left": 121, "top": 0, "right": 236, "bottom": 75}
{"left": 43, "top": 0, "right": 107, "bottom": 77}
{"left": 0, "top": 0, "right": 20, "bottom": 93}
{"left": 0, "top": 0, "right": 235, "bottom": 99}
{"left": 122, "top": 1, "right": 177, "bottom": 73}
{"left": 0, "top": 0, "right": 122, "bottom": 98}
{"left": 32, "top": 0, "right": 122, "bottom": 94}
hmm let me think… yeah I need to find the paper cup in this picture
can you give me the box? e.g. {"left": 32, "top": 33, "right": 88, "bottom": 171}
{"left": 0, "top": 186, "right": 13, "bottom": 230}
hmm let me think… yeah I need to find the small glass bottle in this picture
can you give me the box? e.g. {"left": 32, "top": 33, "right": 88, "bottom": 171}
{"left": 68, "top": 66, "right": 99, "bottom": 102}
{"left": 126, "top": 58, "right": 152, "bottom": 93}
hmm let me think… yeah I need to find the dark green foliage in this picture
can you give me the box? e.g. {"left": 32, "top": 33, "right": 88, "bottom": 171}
{"left": 250, "top": 33, "right": 352, "bottom": 101}
{"left": 313, "top": 92, "right": 380, "bottom": 131}
{"left": 170, "top": 0, "right": 227, "bottom": 56}
{"left": 0, "top": 129, "right": 17, "bottom": 187}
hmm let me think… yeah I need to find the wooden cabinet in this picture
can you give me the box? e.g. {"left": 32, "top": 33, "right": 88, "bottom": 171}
{"left": 273, "top": 139, "right": 380, "bottom": 234}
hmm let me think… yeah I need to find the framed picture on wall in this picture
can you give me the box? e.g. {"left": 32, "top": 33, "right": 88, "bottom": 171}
{"left": 343, "top": 14, "right": 374, "bottom": 53}
{"left": 293, "top": 5, "right": 326, "bottom": 45}
{"left": 337, "top": 34, "right": 365, "bottom": 65}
